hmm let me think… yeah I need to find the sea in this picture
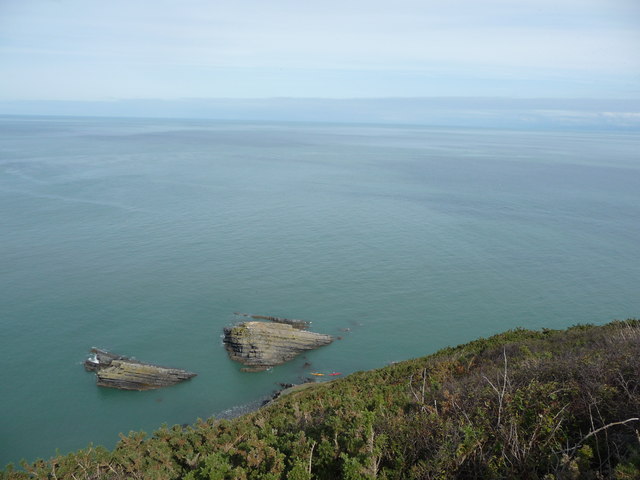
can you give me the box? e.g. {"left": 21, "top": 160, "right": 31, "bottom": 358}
{"left": 1, "top": 115, "right": 639, "bottom": 467}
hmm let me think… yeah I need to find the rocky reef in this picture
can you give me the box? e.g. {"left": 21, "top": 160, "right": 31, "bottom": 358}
{"left": 223, "top": 321, "right": 334, "bottom": 371}
{"left": 84, "top": 348, "right": 197, "bottom": 390}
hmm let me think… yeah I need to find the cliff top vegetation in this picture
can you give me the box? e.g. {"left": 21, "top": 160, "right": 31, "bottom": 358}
{"left": 3, "top": 320, "right": 640, "bottom": 479}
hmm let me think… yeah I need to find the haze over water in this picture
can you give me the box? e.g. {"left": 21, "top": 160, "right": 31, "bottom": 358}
{"left": 1, "top": 116, "right": 639, "bottom": 466}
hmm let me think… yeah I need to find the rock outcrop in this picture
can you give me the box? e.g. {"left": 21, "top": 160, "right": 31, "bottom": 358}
{"left": 84, "top": 348, "right": 196, "bottom": 391}
{"left": 223, "top": 321, "right": 334, "bottom": 371}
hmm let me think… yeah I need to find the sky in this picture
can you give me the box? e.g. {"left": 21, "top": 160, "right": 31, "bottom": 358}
{"left": 1, "top": 0, "right": 639, "bottom": 102}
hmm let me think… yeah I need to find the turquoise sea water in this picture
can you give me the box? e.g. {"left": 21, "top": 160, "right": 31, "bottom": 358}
{"left": 1, "top": 116, "right": 639, "bottom": 466}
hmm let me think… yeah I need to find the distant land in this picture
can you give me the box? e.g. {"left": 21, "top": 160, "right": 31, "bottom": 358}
{"left": 2, "top": 97, "right": 640, "bottom": 130}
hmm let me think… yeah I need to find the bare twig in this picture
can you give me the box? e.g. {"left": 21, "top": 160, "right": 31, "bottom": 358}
{"left": 483, "top": 348, "right": 509, "bottom": 426}
{"left": 408, "top": 369, "right": 429, "bottom": 412}
{"left": 557, "top": 417, "right": 640, "bottom": 456}
{"left": 582, "top": 418, "right": 639, "bottom": 444}
{"left": 308, "top": 440, "right": 316, "bottom": 475}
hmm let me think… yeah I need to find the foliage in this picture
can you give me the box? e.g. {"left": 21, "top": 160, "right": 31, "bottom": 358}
{"left": 3, "top": 320, "right": 640, "bottom": 479}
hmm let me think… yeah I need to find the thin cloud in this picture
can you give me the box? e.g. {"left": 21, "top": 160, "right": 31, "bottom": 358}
{"left": 0, "top": 0, "right": 639, "bottom": 100}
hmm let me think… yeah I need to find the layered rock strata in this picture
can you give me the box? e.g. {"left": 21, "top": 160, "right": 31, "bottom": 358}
{"left": 84, "top": 348, "right": 196, "bottom": 390}
{"left": 223, "top": 321, "right": 334, "bottom": 371}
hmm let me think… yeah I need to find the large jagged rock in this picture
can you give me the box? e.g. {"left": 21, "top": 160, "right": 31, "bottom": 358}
{"left": 223, "top": 321, "right": 334, "bottom": 371}
{"left": 84, "top": 348, "right": 196, "bottom": 391}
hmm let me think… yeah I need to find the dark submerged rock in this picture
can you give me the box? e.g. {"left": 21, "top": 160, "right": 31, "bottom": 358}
{"left": 233, "top": 312, "right": 311, "bottom": 330}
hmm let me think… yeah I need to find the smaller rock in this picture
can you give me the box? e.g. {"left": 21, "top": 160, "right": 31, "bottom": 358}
{"left": 84, "top": 348, "right": 196, "bottom": 391}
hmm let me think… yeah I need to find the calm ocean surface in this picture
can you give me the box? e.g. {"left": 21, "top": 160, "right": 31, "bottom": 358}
{"left": 1, "top": 116, "right": 639, "bottom": 466}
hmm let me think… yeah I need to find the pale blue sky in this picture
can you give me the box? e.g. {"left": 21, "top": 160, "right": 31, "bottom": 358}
{"left": 1, "top": 0, "right": 639, "bottom": 100}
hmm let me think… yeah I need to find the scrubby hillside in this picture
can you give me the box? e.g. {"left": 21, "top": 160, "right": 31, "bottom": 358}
{"left": 4, "top": 320, "right": 640, "bottom": 479}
